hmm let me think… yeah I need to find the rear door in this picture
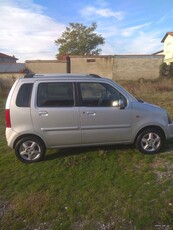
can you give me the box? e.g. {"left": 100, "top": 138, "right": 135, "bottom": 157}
{"left": 31, "top": 81, "right": 81, "bottom": 147}
{"left": 78, "top": 82, "right": 132, "bottom": 144}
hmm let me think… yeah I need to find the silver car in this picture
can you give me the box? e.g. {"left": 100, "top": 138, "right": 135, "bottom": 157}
{"left": 5, "top": 74, "right": 173, "bottom": 163}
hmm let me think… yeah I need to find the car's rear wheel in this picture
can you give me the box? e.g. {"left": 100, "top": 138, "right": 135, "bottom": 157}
{"left": 136, "top": 128, "right": 165, "bottom": 154}
{"left": 15, "top": 136, "right": 46, "bottom": 163}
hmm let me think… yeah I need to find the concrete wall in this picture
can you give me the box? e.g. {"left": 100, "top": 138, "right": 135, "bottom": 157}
{"left": 1, "top": 55, "right": 163, "bottom": 81}
{"left": 70, "top": 55, "right": 164, "bottom": 80}
{"left": 112, "top": 55, "right": 164, "bottom": 80}
{"left": 70, "top": 56, "right": 113, "bottom": 79}
{"left": 25, "top": 60, "right": 67, "bottom": 74}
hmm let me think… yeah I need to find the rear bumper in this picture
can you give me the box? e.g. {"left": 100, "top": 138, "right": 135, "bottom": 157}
{"left": 5, "top": 128, "right": 17, "bottom": 148}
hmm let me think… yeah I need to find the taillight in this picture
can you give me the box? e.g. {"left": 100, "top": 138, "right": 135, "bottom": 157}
{"left": 5, "top": 109, "right": 11, "bottom": 128}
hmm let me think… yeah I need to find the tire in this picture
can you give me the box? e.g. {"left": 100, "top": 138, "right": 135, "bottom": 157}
{"left": 136, "top": 128, "right": 165, "bottom": 154}
{"left": 15, "top": 136, "right": 46, "bottom": 163}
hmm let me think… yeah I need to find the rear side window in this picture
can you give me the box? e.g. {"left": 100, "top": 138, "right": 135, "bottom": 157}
{"left": 16, "top": 83, "right": 33, "bottom": 107}
{"left": 37, "top": 82, "right": 74, "bottom": 107}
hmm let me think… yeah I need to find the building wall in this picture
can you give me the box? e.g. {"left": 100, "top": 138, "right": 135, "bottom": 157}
{"left": 112, "top": 55, "right": 164, "bottom": 80}
{"left": 70, "top": 55, "right": 164, "bottom": 80}
{"left": 70, "top": 56, "right": 113, "bottom": 79}
{"left": 25, "top": 60, "right": 67, "bottom": 74}
{"left": 163, "top": 35, "right": 173, "bottom": 64}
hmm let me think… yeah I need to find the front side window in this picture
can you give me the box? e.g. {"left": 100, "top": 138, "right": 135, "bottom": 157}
{"left": 79, "top": 82, "right": 127, "bottom": 107}
{"left": 16, "top": 83, "right": 33, "bottom": 107}
{"left": 37, "top": 82, "right": 74, "bottom": 107}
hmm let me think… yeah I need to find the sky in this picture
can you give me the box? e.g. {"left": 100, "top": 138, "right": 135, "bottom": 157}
{"left": 1, "top": 0, "right": 173, "bottom": 62}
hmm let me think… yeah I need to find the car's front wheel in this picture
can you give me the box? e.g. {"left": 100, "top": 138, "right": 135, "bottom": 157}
{"left": 15, "top": 136, "right": 46, "bottom": 163}
{"left": 136, "top": 128, "right": 165, "bottom": 154}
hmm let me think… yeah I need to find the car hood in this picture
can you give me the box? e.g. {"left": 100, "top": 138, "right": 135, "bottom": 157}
{"left": 131, "top": 100, "right": 167, "bottom": 114}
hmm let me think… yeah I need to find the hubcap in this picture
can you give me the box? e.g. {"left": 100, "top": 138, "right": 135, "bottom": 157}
{"left": 141, "top": 132, "right": 161, "bottom": 152}
{"left": 19, "top": 141, "right": 41, "bottom": 161}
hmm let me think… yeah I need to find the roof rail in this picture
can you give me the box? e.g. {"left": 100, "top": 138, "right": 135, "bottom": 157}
{"left": 24, "top": 73, "right": 102, "bottom": 78}
{"left": 89, "top": 74, "right": 101, "bottom": 78}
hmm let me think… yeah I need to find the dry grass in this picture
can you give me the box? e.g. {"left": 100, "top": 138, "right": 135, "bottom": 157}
{"left": 118, "top": 78, "right": 173, "bottom": 97}
{"left": 0, "top": 77, "right": 15, "bottom": 98}
{"left": 0, "top": 76, "right": 173, "bottom": 99}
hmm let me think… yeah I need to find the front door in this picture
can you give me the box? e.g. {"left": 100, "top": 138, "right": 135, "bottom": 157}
{"left": 78, "top": 82, "right": 132, "bottom": 144}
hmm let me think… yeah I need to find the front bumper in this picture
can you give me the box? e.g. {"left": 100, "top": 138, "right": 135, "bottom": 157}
{"left": 167, "top": 123, "right": 173, "bottom": 139}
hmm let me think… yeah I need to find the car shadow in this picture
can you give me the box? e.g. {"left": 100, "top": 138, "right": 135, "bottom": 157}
{"left": 44, "top": 139, "right": 173, "bottom": 162}
{"left": 162, "top": 139, "right": 173, "bottom": 154}
{"left": 44, "top": 144, "right": 135, "bottom": 161}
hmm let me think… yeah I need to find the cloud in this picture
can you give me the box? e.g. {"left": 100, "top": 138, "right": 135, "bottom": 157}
{"left": 121, "top": 22, "right": 151, "bottom": 37}
{"left": 97, "top": 18, "right": 162, "bottom": 55}
{"left": 1, "top": 0, "right": 45, "bottom": 13}
{"left": 79, "top": 1, "right": 164, "bottom": 55}
{"left": 0, "top": 0, "right": 66, "bottom": 62}
{"left": 157, "top": 11, "right": 173, "bottom": 24}
{"left": 105, "top": 31, "right": 162, "bottom": 54}
{"left": 97, "top": 16, "right": 162, "bottom": 55}
{"left": 80, "top": 6, "right": 125, "bottom": 20}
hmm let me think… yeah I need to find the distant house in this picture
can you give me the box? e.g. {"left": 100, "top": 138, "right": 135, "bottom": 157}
{"left": 161, "top": 32, "right": 173, "bottom": 64}
{"left": 0, "top": 53, "right": 18, "bottom": 63}
{"left": 0, "top": 53, "right": 26, "bottom": 77}
{"left": 0, "top": 63, "right": 26, "bottom": 74}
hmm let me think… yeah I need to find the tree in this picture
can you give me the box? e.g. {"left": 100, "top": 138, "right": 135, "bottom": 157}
{"left": 55, "top": 22, "right": 105, "bottom": 58}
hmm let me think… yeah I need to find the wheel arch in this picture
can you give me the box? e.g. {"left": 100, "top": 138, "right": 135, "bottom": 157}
{"left": 13, "top": 134, "right": 46, "bottom": 150}
{"left": 134, "top": 125, "right": 166, "bottom": 143}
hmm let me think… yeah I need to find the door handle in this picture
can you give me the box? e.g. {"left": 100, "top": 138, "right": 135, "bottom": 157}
{"left": 85, "top": 111, "right": 96, "bottom": 116}
{"left": 39, "top": 111, "right": 48, "bottom": 116}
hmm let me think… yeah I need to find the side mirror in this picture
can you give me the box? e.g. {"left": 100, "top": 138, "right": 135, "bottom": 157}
{"left": 112, "top": 99, "right": 125, "bottom": 109}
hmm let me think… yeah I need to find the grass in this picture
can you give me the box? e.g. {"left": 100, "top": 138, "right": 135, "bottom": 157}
{"left": 1, "top": 78, "right": 173, "bottom": 229}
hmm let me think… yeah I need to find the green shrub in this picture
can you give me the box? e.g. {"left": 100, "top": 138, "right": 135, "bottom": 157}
{"left": 160, "top": 62, "right": 173, "bottom": 78}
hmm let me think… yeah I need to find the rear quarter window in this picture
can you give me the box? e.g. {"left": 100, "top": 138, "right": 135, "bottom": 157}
{"left": 16, "top": 83, "right": 33, "bottom": 107}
